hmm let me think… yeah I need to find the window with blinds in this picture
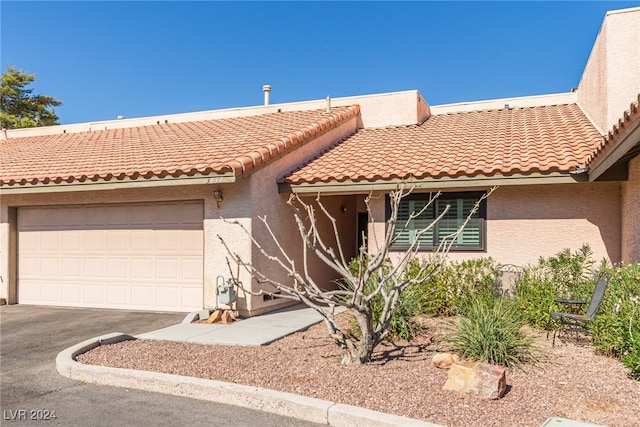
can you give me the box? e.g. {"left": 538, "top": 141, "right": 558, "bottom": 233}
{"left": 389, "top": 192, "right": 486, "bottom": 251}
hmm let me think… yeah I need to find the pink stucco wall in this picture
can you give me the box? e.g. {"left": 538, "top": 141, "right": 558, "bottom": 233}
{"left": 578, "top": 7, "right": 640, "bottom": 133}
{"left": 622, "top": 156, "right": 640, "bottom": 263}
{"left": 367, "top": 182, "right": 621, "bottom": 268}
{"left": 245, "top": 117, "right": 359, "bottom": 315}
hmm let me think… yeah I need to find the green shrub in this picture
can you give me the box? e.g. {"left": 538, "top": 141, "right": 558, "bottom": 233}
{"left": 590, "top": 261, "right": 640, "bottom": 379}
{"left": 622, "top": 334, "right": 640, "bottom": 381}
{"left": 446, "top": 296, "right": 537, "bottom": 368}
{"left": 419, "top": 257, "right": 499, "bottom": 317}
{"left": 342, "top": 256, "right": 499, "bottom": 341}
{"left": 514, "top": 244, "right": 596, "bottom": 330}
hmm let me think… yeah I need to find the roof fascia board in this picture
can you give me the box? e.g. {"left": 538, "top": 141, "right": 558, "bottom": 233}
{"left": 0, "top": 174, "right": 236, "bottom": 195}
{"left": 589, "top": 117, "right": 640, "bottom": 181}
{"left": 280, "top": 173, "right": 582, "bottom": 195}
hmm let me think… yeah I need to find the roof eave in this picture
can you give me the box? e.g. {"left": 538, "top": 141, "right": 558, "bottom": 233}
{"left": 280, "top": 172, "right": 585, "bottom": 195}
{"left": 588, "top": 114, "right": 640, "bottom": 181}
{"left": 0, "top": 173, "right": 237, "bottom": 195}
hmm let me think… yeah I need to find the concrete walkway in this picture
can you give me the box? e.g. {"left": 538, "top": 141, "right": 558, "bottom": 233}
{"left": 137, "top": 303, "right": 325, "bottom": 345}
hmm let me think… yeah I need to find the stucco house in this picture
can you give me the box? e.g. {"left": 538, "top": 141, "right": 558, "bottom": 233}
{"left": 1, "top": 7, "right": 638, "bottom": 315}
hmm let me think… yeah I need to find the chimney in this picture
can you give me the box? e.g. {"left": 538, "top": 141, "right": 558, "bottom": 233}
{"left": 263, "top": 85, "right": 271, "bottom": 106}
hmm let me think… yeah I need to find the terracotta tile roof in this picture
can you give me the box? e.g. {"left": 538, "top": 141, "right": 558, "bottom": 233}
{"left": 283, "top": 103, "right": 602, "bottom": 185}
{"left": 0, "top": 106, "right": 359, "bottom": 186}
{"left": 586, "top": 94, "right": 640, "bottom": 167}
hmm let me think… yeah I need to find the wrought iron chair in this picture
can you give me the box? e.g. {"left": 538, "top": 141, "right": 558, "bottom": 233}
{"left": 494, "top": 264, "right": 524, "bottom": 298}
{"left": 549, "top": 276, "right": 610, "bottom": 346}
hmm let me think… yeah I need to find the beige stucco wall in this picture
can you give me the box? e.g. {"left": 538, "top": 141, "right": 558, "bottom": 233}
{"left": 578, "top": 7, "right": 640, "bottom": 133}
{"left": 366, "top": 182, "right": 621, "bottom": 268}
{"left": 621, "top": 156, "right": 640, "bottom": 263}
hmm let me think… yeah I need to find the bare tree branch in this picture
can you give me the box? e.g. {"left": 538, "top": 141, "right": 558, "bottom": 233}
{"left": 217, "top": 185, "right": 498, "bottom": 364}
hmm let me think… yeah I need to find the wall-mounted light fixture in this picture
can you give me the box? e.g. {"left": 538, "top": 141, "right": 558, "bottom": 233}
{"left": 214, "top": 190, "right": 223, "bottom": 208}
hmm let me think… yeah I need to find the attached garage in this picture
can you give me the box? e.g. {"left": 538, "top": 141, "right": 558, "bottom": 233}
{"left": 17, "top": 201, "right": 204, "bottom": 312}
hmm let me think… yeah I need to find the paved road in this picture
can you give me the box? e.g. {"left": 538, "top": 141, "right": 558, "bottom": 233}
{"left": 0, "top": 305, "right": 321, "bottom": 426}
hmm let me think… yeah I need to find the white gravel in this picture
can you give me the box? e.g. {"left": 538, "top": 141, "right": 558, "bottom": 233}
{"left": 77, "top": 316, "right": 640, "bottom": 427}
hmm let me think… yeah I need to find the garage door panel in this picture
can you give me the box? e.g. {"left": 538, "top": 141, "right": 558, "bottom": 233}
{"left": 131, "top": 258, "right": 154, "bottom": 279}
{"left": 19, "top": 256, "right": 40, "bottom": 277}
{"left": 62, "top": 258, "right": 83, "bottom": 276}
{"left": 156, "top": 286, "right": 179, "bottom": 308}
{"left": 18, "top": 232, "right": 40, "bottom": 250}
{"left": 18, "top": 202, "right": 203, "bottom": 312}
{"left": 18, "top": 281, "right": 40, "bottom": 301}
{"left": 131, "top": 286, "right": 154, "bottom": 307}
{"left": 107, "top": 231, "right": 130, "bottom": 251}
{"left": 84, "top": 258, "right": 106, "bottom": 277}
{"left": 62, "top": 231, "right": 83, "bottom": 250}
{"left": 182, "top": 230, "right": 204, "bottom": 252}
{"left": 62, "top": 283, "right": 84, "bottom": 304}
{"left": 107, "top": 285, "right": 129, "bottom": 305}
{"left": 84, "top": 284, "right": 106, "bottom": 304}
{"left": 40, "top": 257, "right": 59, "bottom": 276}
{"left": 106, "top": 258, "right": 129, "bottom": 278}
{"left": 157, "top": 259, "right": 179, "bottom": 280}
{"left": 85, "top": 231, "right": 106, "bottom": 251}
{"left": 41, "top": 282, "right": 62, "bottom": 302}
{"left": 40, "top": 231, "right": 61, "bottom": 250}
{"left": 156, "top": 230, "right": 179, "bottom": 251}
{"left": 131, "top": 231, "right": 153, "bottom": 251}
{"left": 183, "top": 259, "right": 204, "bottom": 280}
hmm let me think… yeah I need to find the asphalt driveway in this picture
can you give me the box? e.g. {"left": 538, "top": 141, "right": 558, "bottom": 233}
{"left": 0, "top": 305, "right": 320, "bottom": 426}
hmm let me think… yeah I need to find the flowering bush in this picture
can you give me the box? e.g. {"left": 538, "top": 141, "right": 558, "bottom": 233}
{"left": 590, "top": 261, "right": 640, "bottom": 379}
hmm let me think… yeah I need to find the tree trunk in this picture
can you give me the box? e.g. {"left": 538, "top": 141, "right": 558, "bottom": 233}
{"left": 339, "top": 309, "right": 376, "bottom": 365}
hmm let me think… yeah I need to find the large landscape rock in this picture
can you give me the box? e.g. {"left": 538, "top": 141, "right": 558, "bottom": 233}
{"left": 443, "top": 361, "right": 507, "bottom": 399}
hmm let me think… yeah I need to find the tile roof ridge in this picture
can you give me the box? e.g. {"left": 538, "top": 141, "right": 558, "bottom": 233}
{"left": 220, "top": 105, "right": 360, "bottom": 176}
{"left": 586, "top": 93, "right": 640, "bottom": 166}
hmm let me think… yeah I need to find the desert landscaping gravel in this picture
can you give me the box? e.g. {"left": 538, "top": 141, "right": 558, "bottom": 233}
{"left": 78, "top": 316, "right": 640, "bottom": 427}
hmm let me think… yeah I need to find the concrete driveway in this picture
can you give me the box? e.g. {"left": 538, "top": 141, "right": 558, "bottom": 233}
{"left": 0, "top": 305, "right": 320, "bottom": 426}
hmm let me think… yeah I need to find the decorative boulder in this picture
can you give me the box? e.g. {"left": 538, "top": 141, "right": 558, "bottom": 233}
{"left": 432, "top": 353, "right": 460, "bottom": 369}
{"left": 443, "top": 361, "right": 507, "bottom": 399}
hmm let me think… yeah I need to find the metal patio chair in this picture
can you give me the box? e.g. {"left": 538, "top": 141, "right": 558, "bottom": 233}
{"left": 494, "top": 264, "right": 524, "bottom": 298}
{"left": 548, "top": 275, "right": 610, "bottom": 346}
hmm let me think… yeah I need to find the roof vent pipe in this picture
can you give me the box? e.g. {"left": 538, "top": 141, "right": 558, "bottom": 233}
{"left": 326, "top": 96, "right": 331, "bottom": 112}
{"left": 263, "top": 85, "right": 271, "bottom": 106}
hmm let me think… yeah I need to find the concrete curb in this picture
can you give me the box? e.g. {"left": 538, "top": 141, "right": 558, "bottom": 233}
{"left": 57, "top": 333, "right": 442, "bottom": 427}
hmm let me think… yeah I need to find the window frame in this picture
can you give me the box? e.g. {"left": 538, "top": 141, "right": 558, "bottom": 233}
{"left": 386, "top": 191, "right": 488, "bottom": 252}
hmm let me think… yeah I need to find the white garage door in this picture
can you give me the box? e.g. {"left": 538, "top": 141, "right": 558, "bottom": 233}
{"left": 17, "top": 201, "right": 203, "bottom": 312}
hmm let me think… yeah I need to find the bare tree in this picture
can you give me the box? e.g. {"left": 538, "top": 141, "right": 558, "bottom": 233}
{"left": 219, "top": 185, "right": 497, "bottom": 365}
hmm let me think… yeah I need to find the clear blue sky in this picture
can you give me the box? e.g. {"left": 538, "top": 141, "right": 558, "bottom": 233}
{"left": 2, "top": 1, "right": 639, "bottom": 125}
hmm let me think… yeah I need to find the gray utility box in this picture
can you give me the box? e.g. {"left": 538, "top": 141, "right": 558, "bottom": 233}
{"left": 217, "top": 278, "right": 237, "bottom": 305}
